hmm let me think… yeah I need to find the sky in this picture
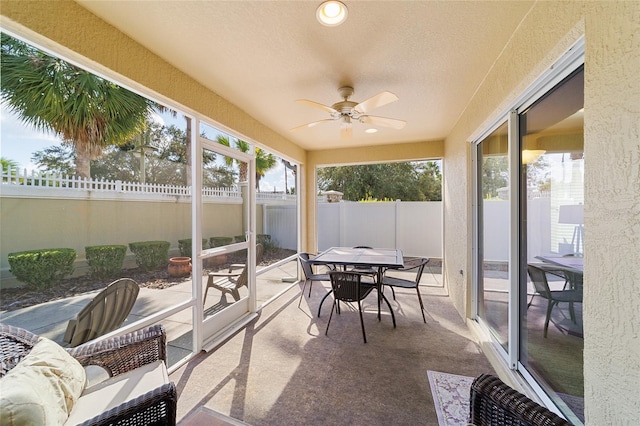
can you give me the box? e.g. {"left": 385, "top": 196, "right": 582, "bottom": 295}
{"left": 0, "top": 107, "right": 295, "bottom": 193}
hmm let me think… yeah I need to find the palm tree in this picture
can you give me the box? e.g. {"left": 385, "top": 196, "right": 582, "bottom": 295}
{"left": 255, "top": 147, "right": 276, "bottom": 190}
{"left": 216, "top": 135, "right": 276, "bottom": 189}
{"left": 1, "top": 33, "right": 155, "bottom": 179}
{"left": 1, "top": 157, "right": 19, "bottom": 182}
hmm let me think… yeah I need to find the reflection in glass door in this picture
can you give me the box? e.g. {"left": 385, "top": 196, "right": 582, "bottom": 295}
{"left": 196, "top": 130, "right": 255, "bottom": 342}
{"left": 477, "top": 122, "right": 510, "bottom": 349}
{"left": 519, "top": 66, "right": 584, "bottom": 424}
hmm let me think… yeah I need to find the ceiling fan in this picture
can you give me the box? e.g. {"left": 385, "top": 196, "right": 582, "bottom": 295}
{"left": 291, "top": 86, "right": 406, "bottom": 140}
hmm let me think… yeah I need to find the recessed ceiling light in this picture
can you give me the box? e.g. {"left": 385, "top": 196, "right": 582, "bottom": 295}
{"left": 365, "top": 128, "right": 378, "bottom": 134}
{"left": 316, "top": 1, "right": 348, "bottom": 27}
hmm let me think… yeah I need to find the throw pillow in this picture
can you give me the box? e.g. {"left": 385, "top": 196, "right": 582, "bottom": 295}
{"left": 0, "top": 337, "right": 86, "bottom": 425}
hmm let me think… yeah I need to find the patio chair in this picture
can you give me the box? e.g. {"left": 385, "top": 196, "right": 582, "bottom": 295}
{"left": 526, "top": 263, "right": 576, "bottom": 307}
{"left": 0, "top": 323, "right": 176, "bottom": 426}
{"left": 527, "top": 264, "right": 583, "bottom": 338}
{"left": 469, "top": 373, "right": 571, "bottom": 425}
{"left": 325, "top": 271, "right": 376, "bottom": 343}
{"left": 204, "top": 244, "right": 263, "bottom": 305}
{"left": 346, "top": 246, "right": 378, "bottom": 278}
{"left": 298, "top": 252, "right": 331, "bottom": 307}
{"left": 63, "top": 278, "right": 139, "bottom": 347}
{"left": 381, "top": 257, "right": 429, "bottom": 323}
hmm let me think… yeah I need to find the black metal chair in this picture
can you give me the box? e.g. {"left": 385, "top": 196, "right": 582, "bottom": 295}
{"left": 346, "top": 246, "right": 377, "bottom": 278}
{"left": 469, "top": 374, "right": 571, "bottom": 425}
{"left": 298, "top": 252, "right": 330, "bottom": 307}
{"left": 325, "top": 271, "right": 377, "bottom": 343}
{"left": 526, "top": 264, "right": 583, "bottom": 338}
{"left": 381, "top": 257, "right": 429, "bottom": 323}
{"left": 526, "top": 263, "right": 579, "bottom": 307}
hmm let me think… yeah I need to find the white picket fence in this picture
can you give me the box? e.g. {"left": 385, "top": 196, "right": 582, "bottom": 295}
{"left": 0, "top": 166, "right": 294, "bottom": 201}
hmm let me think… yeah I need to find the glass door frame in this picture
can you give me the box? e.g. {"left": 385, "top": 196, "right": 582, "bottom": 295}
{"left": 191, "top": 119, "right": 257, "bottom": 351}
{"left": 471, "top": 37, "right": 585, "bottom": 413}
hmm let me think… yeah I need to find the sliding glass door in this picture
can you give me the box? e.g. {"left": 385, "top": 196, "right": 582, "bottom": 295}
{"left": 476, "top": 122, "right": 510, "bottom": 350}
{"left": 519, "top": 66, "right": 584, "bottom": 424}
{"left": 473, "top": 51, "right": 584, "bottom": 425}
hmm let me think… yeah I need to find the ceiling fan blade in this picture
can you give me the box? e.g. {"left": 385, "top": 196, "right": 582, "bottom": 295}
{"left": 295, "top": 99, "right": 338, "bottom": 114}
{"left": 340, "top": 122, "right": 352, "bottom": 140}
{"left": 290, "top": 118, "right": 335, "bottom": 132}
{"left": 360, "top": 115, "right": 406, "bottom": 130}
{"left": 353, "top": 91, "right": 399, "bottom": 114}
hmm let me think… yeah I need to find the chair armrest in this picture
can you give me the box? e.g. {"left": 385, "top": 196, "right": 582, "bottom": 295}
{"left": 469, "top": 374, "right": 570, "bottom": 426}
{"left": 76, "top": 382, "right": 177, "bottom": 426}
{"left": 67, "top": 325, "right": 167, "bottom": 377}
{"left": 0, "top": 324, "right": 40, "bottom": 377}
{"left": 209, "top": 268, "right": 243, "bottom": 278}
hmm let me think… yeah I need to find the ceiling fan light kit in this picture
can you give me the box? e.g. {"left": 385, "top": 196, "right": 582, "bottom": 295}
{"left": 292, "top": 86, "right": 406, "bottom": 139}
{"left": 316, "top": 1, "right": 348, "bottom": 26}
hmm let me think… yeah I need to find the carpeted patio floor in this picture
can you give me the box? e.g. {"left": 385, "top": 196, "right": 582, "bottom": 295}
{"left": 171, "top": 271, "right": 495, "bottom": 425}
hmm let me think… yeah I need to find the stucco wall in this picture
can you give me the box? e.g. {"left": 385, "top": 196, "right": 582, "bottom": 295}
{"left": 443, "top": 1, "right": 639, "bottom": 424}
{"left": 583, "top": 3, "right": 640, "bottom": 424}
{"left": 0, "top": 196, "right": 250, "bottom": 287}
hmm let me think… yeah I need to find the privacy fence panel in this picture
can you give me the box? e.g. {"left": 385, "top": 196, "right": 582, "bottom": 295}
{"left": 396, "top": 201, "right": 442, "bottom": 258}
{"left": 317, "top": 203, "right": 341, "bottom": 252}
{"left": 263, "top": 204, "right": 297, "bottom": 250}
{"left": 342, "top": 202, "right": 397, "bottom": 249}
{"left": 315, "top": 201, "right": 443, "bottom": 259}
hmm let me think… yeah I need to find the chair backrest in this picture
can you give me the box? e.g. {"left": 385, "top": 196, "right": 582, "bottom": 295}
{"left": 64, "top": 278, "right": 139, "bottom": 347}
{"left": 232, "top": 243, "right": 264, "bottom": 290}
{"left": 394, "top": 257, "right": 430, "bottom": 285}
{"left": 412, "top": 258, "right": 430, "bottom": 284}
{"left": 329, "top": 271, "right": 373, "bottom": 302}
{"left": 527, "top": 264, "right": 552, "bottom": 298}
{"left": 298, "top": 252, "right": 315, "bottom": 279}
{"left": 469, "top": 374, "right": 571, "bottom": 426}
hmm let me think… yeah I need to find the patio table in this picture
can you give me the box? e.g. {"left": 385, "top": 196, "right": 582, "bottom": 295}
{"left": 310, "top": 247, "right": 404, "bottom": 325}
{"left": 535, "top": 255, "right": 583, "bottom": 290}
{"left": 535, "top": 255, "right": 583, "bottom": 272}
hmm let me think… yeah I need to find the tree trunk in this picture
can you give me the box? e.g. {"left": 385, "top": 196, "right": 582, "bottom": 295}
{"left": 75, "top": 143, "right": 91, "bottom": 179}
{"left": 239, "top": 163, "right": 248, "bottom": 183}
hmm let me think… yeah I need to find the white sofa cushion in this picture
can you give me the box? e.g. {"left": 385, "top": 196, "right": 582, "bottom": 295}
{"left": 0, "top": 337, "right": 86, "bottom": 425}
{"left": 65, "top": 360, "right": 168, "bottom": 425}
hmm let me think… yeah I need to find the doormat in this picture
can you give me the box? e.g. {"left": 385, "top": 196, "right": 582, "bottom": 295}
{"left": 427, "top": 370, "right": 474, "bottom": 426}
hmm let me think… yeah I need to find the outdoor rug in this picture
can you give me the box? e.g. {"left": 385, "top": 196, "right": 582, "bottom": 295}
{"left": 427, "top": 370, "right": 475, "bottom": 426}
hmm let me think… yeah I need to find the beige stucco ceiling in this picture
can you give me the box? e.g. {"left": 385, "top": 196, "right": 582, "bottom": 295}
{"left": 75, "top": 1, "right": 534, "bottom": 151}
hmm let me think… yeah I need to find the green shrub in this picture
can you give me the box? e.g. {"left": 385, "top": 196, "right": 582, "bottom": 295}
{"left": 257, "top": 234, "right": 277, "bottom": 252}
{"left": 209, "top": 236, "right": 233, "bottom": 248}
{"left": 85, "top": 245, "right": 127, "bottom": 278}
{"left": 8, "top": 248, "right": 76, "bottom": 290}
{"left": 178, "top": 238, "right": 208, "bottom": 257}
{"left": 234, "top": 235, "right": 246, "bottom": 243}
{"left": 128, "top": 240, "right": 170, "bottom": 271}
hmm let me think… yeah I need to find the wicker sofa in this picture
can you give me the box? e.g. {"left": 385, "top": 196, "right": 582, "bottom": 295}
{"left": 469, "top": 374, "right": 572, "bottom": 426}
{"left": 0, "top": 323, "right": 176, "bottom": 425}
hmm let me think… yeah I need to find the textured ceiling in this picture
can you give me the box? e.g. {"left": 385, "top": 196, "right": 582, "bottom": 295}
{"left": 76, "top": 1, "right": 534, "bottom": 151}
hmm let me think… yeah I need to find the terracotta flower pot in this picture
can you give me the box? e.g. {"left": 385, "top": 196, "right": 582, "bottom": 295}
{"left": 168, "top": 257, "right": 191, "bottom": 277}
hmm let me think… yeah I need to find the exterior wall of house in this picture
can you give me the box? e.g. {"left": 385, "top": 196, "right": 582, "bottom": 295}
{"left": 442, "top": 2, "right": 639, "bottom": 424}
